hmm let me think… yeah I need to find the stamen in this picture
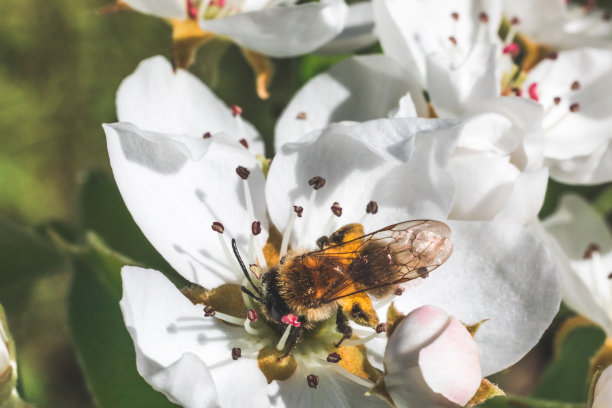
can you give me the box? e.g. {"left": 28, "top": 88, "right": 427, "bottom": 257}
{"left": 252, "top": 221, "right": 262, "bottom": 235}
{"left": 308, "top": 176, "right": 326, "bottom": 190}
{"left": 366, "top": 200, "right": 378, "bottom": 214}
{"left": 236, "top": 165, "right": 250, "bottom": 180}
{"left": 202, "top": 132, "right": 212, "bottom": 139}
{"left": 327, "top": 352, "right": 342, "bottom": 363}
{"left": 232, "top": 347, "right": 242, "bottom": 360}
{"left": 571, "top": 80, "right": 581, "bottom": 91}
{"left": 280, "top": 208, "right": 300, "bottom": 258}
{"left": 204, "top": 305, "right": 216, "bottom": 317}
{"left": 239, "top": 139, "right": 249, "bottom": 149}
{"left": 214, "top": 310, "right": 246, "bottom": 326}
{"left": 450, "top": 11, "right": 459, "bottom": 20}
{"left": 342, "top": 332, "right": 381, "bottom": 346}
{"left": 608, "top": 272, "right": 612, "bottom": 279}
{"left": 510, "top": 16, "right": 520, "bottom": 25}
{"left": 394, "top": 287, "right": 406, "bottom": 296}
{"left": 511, "top": 87, "right": 522, "bottom": 97}
{"left": 307, "top": 374, "right": 319, "bottom": 389}
{"left": 231, "top": 105, "right": 243, "bottom": 116}
{"left": 502, "top": 43, "right": 520, "bottom": 57}
{"left": 554, "top": 96, "right": 561, "bottom": 105}
{"left": 478, "top": 12, "right": 489, "bottom": 23}
{"left": 211, "top": 221, "right": 225, "bottom": 233}
{"left": 528, "top": 83, "right": 539, "bottom": 101}
{"left": 376, "top": 323, "right": 387, "bottom": 333}
{"left": 247, "top": 309, "right": 258, "bottom": 322}
{"left": 276, "top": 323, "right": 293, "bottom": 351}
{"left": 296, "top": 112, "right": 307, "bottom": 120}
{"left": 213, "top": 225, "right": 244, "bottom": 280}
{"left": 281, "top": 314, "right": 301, "bottom": 327}
{"left": 330, "top": 202, "right": 343, "bottom": 217}
{"left": 584, "top": 243, "right": 601, "bottom": 259}
{"left": 569, "top": 103, "right": 580, "bottom": 112}
{"left": 187, "top": 0, "right": 198, "bottom": 19}
{"left": 448, "top": 36, "right": 457, "bottom": 46}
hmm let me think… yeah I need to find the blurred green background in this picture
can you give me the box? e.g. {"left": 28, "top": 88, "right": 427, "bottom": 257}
{"left": 0, "top": 1, "right": 611, "bottom": 407}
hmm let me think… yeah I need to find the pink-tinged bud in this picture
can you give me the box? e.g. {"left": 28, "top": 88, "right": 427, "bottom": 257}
{"left": 528, "top": 83, "right": 539, "bottom": 101}
{"left": 384, "top": 305, "right": 481, "bottom": 407}
{"left": 502, "top": 43, "right": 520, "bottom": 57}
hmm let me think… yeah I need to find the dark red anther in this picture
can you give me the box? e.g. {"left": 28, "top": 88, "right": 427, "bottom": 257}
{"left": 307, "top": 374, "right": 319, "bottom": 389}
{"left": 211, "top": 222, "right": 224, "bottom": 233}
{"left": 251, "top": 221, "right": 262, "bottom": 236}
{"left": 308, "top": 176, "right": 326, "bottom": 190}
{"left": 204, "top": 305, "right": 216, "bottom": 317}
{"left": 331, "top": 202, "right": 342, "bottom": 217}
{"left": 236, "top": 166, "right": 250, "bottom": 180}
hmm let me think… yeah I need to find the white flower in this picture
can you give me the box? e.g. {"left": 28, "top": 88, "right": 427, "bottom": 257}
{"left": 0, "top": 324, "right": 10, "bottom": 381}
{"left": 501, "top": 0, "right": 612, "bottom": 50}
{"left": 274, "top": 54, "right": 549, "bottom": 225}
{"left": 539, "top": 194, "right": 612, "bottom": 336}
{"left": 521, "top": 47, "right": 612, "bottom": 184}
{"left": 593, "top": 364, "right": 612, "bottom": 408}
{"left": 103, "top": 57, "right": 560, "bottom": 407}
{"left": 121, "top": 0, "right": 349, "bottom": 58}
{"left": 384, "top": 305, "right": 481, "bottom": 408}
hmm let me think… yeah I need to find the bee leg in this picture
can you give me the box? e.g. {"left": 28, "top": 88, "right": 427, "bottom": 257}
{"left": 334, "top": 306, "right": 353, "bottom": 348}
{"left": 277, "top": 325, "right": 304, "bottom": 361}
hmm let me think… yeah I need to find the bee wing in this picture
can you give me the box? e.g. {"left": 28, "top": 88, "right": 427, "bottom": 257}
{"left": 310, "top": 220, "right": 453, "bottom": 302}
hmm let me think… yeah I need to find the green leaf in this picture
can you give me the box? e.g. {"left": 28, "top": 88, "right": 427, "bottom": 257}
{"left": 531, "top": 325, "right": 606, "bottom": 403}
{"left": 78, "top": 170, "right": 172, "bottom": 275}
{"left": 68, "top": 235, "right": 177, "bottom": 408}
{"left": 483, "top": 395, "right": 586, "bottom": 408}
{"left": 0, "top": 219, "right": 66, "bottom": 286}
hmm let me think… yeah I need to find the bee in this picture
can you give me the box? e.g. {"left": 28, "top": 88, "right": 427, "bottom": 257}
{"left": 233, "top": 220, "right": 453, "bottom": 359}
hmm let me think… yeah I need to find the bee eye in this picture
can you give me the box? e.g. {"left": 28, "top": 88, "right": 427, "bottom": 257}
{"left": 280, "top": 256, "right": 287, "bottom": 265}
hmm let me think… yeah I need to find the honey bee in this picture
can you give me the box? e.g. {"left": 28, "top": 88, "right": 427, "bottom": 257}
{"left": 233, "top": 220, "right": 453, "bottom": 358}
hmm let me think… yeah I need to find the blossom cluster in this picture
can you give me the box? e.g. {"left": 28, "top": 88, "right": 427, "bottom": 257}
{"left": 101, "top": 0, "right": 612, "bottom": 406}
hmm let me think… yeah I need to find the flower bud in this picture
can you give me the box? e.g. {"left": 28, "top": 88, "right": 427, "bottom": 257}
{"left": 384, "top": 305, "right": 481, "bottom": 407}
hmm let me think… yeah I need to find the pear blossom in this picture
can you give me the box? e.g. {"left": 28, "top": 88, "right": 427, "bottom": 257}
{"left": 539, "top": 194, "right": 612, "bottom": 336}
{"left": 274, "top": 55, "right": 549, "bottom": 225}
{"left": 520, "top": 47, "right": 612, "bottom": 184}
{"left": 593, "top": 364, "right": 612, "bottom": 408}
{"left": 384, "top": 305, "right": 481, "bottom": 408}
{"left": 501, "top": 0, "right": 612, "bottom": 50}
{"left": 120, "top": 0, "right": 349, "bottom": 58}
{"left": 105, "top": 121, "right": 560, "bottom": 407}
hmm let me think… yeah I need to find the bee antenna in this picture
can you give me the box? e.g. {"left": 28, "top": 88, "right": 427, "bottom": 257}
{"left": 241, "top": 286, "right": 262, "bottom": 303}
{"left": 231, "top": 238, "right": 263, "bottom": 296}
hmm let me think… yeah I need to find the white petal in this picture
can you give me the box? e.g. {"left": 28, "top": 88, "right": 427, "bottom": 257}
{"left": 393, "top": 221, "right": 561, "bottom": 376}
{"left": 117, "top": 56, "right": 263, "bottom": 156}
{"left": 494, "top": 168, "right": 549, "bottom": 225}
{"left": 121, "top": 267, "right": 270, "bottom": 407}
{"left": 123, "top": 0, "right": 186, "bottom": 19}
{"left": 267, "top": 119, "right": 459, "bottom": 249}
{"left": 105, "top": 123, "right": 268, "bottom": 287}
{"left": 384, "top": 305, "right": 481, "bottom": 408}
{"left": 315, "top": 2, "right": 378, "bottom": 54}
{"left": 501, "top": 0, "right": 567, "bottom": 46}
{"left": 461, "top": 96, "right": 545, "bottom": 170}
{"left": 427, "top": 45, "right": 499, "bottom": 118}
{"left": 269, "top": 360, "right": 388, "bottom": 408}
{"left": 546, "top": 141, "right": 612, "bottom": 185}
{"left": 274, "top": 55, "right": 424, "bottom": 151}
{"left": 200, "top": 0, "right": 348, "bottom": 57}
{"left": 593, "top": 364, "right": 612, "bottom": 408}
{"left": 447, "top": 155, "right": 520, "bottom": 221}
